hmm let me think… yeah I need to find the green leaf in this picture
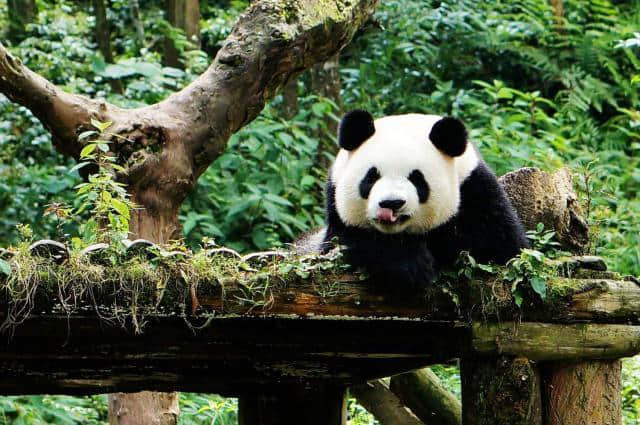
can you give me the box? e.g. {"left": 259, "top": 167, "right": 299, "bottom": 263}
{"left": 91, "top": 119, "right": 113, "bottom": 132}
{"left": 78, "top": 130, "right": 98, "bottom": 140}
{"left": 99, "top": 63, "right": 136, "bottom": 79}
{"left": 514, "top": 290, "right": 524, "bottom": 307}
{"left": 0, "top": 259, "right": 11, "bottom": 277}
{"left": 69, "top": 162, "right": 91, "bottom": 174}
{"left": 496, "top": 87, "right": 514, "bottom": 99}
{"left": 530, "top": 276, "right": 547, "bottom": 299}
{"left": 80, "top": 144, "right": 97, "bottom": 158}
{"left": 111, "top": 198, "right": 131, "bottom": 219}
{"left": 300, "top": 175, "right": 315, "bottom": 189}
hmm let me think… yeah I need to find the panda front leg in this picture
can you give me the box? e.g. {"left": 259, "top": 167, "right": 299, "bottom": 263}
{"left": 345, "top": 239, "right": 438, "bottom": 289}
{"left": 458, "top": 164, "right": 530, "bottom": 265}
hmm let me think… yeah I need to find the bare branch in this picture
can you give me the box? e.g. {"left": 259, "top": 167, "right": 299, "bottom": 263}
{"left": 0, "top": 42, "right": 123, "bottom": 157}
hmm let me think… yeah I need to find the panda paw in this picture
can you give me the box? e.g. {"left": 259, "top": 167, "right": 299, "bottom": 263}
{"left": 370, "top": 246, "right": 437, "bottom": 289}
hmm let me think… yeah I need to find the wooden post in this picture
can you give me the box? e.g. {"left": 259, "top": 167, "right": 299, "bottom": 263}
{"left": 542, "top": 360, "right": 621, "bottom": 425}
{"left": 461, "top": 356, "right": 542, "bottom": 425}
{"left": 238, "top": 386, "right": 347, "bottom": 425}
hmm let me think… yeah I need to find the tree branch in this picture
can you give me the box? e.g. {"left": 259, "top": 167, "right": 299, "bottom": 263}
{"left": 0, "top": 1, "right": 378, "bottom": 241}
{"left": 0, "top": 42, "right": 123, "bottom": 157}
{"left": 0, "top": 0, "right": 377, "bottom": 172}
{"left": 152, "top": 0, "right": 378, "bottom": 177}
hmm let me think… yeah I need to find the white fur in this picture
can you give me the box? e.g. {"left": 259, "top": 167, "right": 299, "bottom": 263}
{"left": 332, "top": 114, "right": 479, "bottom": 234}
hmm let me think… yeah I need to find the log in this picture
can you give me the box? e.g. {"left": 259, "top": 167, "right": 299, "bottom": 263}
{"left": 542, "top": 360, "right": 621, "bottom": 425}
{"left": 351, "top": 381, "right": 423, "bottom": 425}
{"left": 0, "top": 315, "right": 464, "bottom": 395}
{"left": 461, "top": 356, "right": 542, "bottom": 425}
{"left": 472, "top": 322, "right": 640, "bottom": 361}
{"left": 238, "top": 386, "right": 347, "bottom": 425}
{"left": 390, "top": 369, "right": 461, "bottom": 425}
{"left": 499, "top": 167, "right": 589, "bottom": 253}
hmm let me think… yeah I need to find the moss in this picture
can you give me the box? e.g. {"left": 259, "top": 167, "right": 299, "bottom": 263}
{"left": 0, "top": 244, "right": 350, "bottom": 333}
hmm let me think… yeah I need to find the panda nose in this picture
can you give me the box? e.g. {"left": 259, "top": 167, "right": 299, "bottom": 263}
{"left": 379, "top": 199, "right": 405, "bottom": 211}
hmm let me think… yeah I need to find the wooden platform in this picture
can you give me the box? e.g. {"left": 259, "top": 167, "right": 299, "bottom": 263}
{"left": 1, "top": 267, "right": 640, "bottom": 396}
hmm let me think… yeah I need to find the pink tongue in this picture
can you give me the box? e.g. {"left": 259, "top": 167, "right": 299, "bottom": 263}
{"left": 376, "top": 208, "right": 397, "bottom": 223}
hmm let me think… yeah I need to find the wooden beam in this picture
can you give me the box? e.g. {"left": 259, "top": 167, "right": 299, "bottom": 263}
{"left": 461, "top": 356, "right": 542, "bottom": 425}
{"left": 390, "top": 368, "right": 462, "bottom": 425}
{"left": 0, "top": 316, "right": 467, "bottom": 395}
{"left": 472, "top": 322, "right": 640, "bottom": 361}
{"left": 351, "top": 381, "right": 424, "bottom": 425}
{"left": 238, "top": 386, "right": 347, "bottom": 425}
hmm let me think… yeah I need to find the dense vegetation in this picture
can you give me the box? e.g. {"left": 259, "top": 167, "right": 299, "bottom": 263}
{"left": 1, "top": 0, "right": 640, "bottom": 423}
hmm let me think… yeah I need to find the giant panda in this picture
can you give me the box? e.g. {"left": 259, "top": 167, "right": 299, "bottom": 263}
{"left": 300, "top": 109, "right": 529, "bottom": 288}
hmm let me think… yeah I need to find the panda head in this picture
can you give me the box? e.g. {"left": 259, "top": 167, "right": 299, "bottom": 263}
{"left": 331, "top": 110, "right": 478, "bottom": 235}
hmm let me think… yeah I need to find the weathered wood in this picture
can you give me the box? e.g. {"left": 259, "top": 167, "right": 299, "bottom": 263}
{"left": 472, "top": 322, "right": 640, "bottom": 361}
{"left": 238, "top": 386, "right": 347, "bottom": 425}
{"left": 461, "top": 356, "right": 542, "bottom": 425}
{"left": 542, "top": 360, "right": 621, "bottom": 425}
{"left": 390, "top": 368, "right": 462, "bottom": 425}
{"left": 499, "top": 167, "right": 588, "bottom": 253}
{"left": 351, "top": 380, "right": 423, "bottom": 425}
{"left": 0, "top": 316, "right": 465, "bottom": 395}
{"left": 108, "top": 391, "right": 179, "bottom": 425}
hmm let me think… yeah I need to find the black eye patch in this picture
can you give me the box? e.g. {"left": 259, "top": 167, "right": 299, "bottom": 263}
{"left": 359, "top": 167, "right": 380, "bottom": 199}
{"left": 408, "top": 169, "right": 429, "bottom": 203}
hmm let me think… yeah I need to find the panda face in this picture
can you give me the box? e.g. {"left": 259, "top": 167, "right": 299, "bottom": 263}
{"left": 332, "top": 113, "right": 478, "bottom": 235}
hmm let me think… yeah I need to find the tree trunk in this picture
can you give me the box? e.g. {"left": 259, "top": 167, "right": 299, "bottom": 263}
{"left": 7, "top": 0, "right": 37, "bottom": 42}
{"left": 164, "top": 0, "right": 201, "bottom": 68}
{"left": 238, "top": 386, "right": 347, "bottom": 425}
{"left": 390, "top": 368, "right": 461, "bottom": 425}
{"left": 280, "top": 78, "right": 299, "bottom": 119}
{"left": 107, "top": 203, "right": 182, "bottom": 425}
{"left": 129, "top": 0, "right": 145, "bottom": 53}
{"left": 541, "top": 361, "right": 621, "bottom": 425}
{"left": 109, "top": 391, "right": 179, "bottom": 425}
{"left": 92, "top": 0, "right": 124, "bottom": 94}
{"left": 351, "top": 380, "right": 424, "bottom": 425}
{"left": 310, "top": 53, "right": 341, "bottom": 168}
{"left": 461, "top": 356, "right": 542, "bottom": 425}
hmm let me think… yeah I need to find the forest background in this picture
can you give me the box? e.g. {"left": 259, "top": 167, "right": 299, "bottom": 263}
{"left": 0, "top": 0, "right": 639, "bottom": 423}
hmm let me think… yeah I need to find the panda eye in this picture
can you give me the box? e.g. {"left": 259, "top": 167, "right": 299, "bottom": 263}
{"left": 359, "top": 167, "right": 380, "bottom": 199}
{"left": 409, "top": 169, "right": 429, "bottom": 203}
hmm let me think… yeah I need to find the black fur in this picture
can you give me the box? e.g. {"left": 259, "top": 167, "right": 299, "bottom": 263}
{"left": 408, "top": 169, "right": 430, "bottom": 203}
{"left": 338, "top": 110, "right": 376, "bottom": 151}
{"left": 324, "top": 162, "right": 528, "bottom": 288}
{"left": 429, "top": 117, "right": 468, "bottom": 157}
{"left": 359, "top": 167, "right": 381, "bottom": 199}
{"left": 325, "top": 181, "right": 437, "bottom": 287}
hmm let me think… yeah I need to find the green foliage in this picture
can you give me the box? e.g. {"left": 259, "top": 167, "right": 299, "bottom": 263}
{"left": 1, "top": 0, "right": 640, "bottom": 422}
{"left": 68, "top": 120, "right": 135, "bottom": 246}
{"left": 181, "top": 95, "right": 337, "bottom": 252}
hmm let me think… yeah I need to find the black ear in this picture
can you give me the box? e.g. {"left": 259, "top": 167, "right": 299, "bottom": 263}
{"left": 338, "top": 110, "right": 375, "bottom": 151}
{"left": 429, "top": 117, "right": 468, "bottom": 157}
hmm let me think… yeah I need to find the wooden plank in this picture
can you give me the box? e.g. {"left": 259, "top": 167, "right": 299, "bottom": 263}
{"left": 472, "top": 322, "right": 640, "bottom": 361}
{"left": 0, "top": 316, "right": 468, "bottom": 395}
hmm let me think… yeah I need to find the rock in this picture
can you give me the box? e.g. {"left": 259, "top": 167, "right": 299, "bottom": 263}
{"left": 0, "top": 248, "right": 14, "bottom": 260}
{"left": 242, "top": 250, "right": 290, "bottom": 267}
{"left": 122, "top": 239, "right": 157, "bottom": 260}
{"left": 206, "top": 247, "right": 242, "bottom": 260}
{"left": 28, "top": 240, "right": 69, "bottom": 264}
{"left": 80, "top": 243, "right": 111, "bottom": 265}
